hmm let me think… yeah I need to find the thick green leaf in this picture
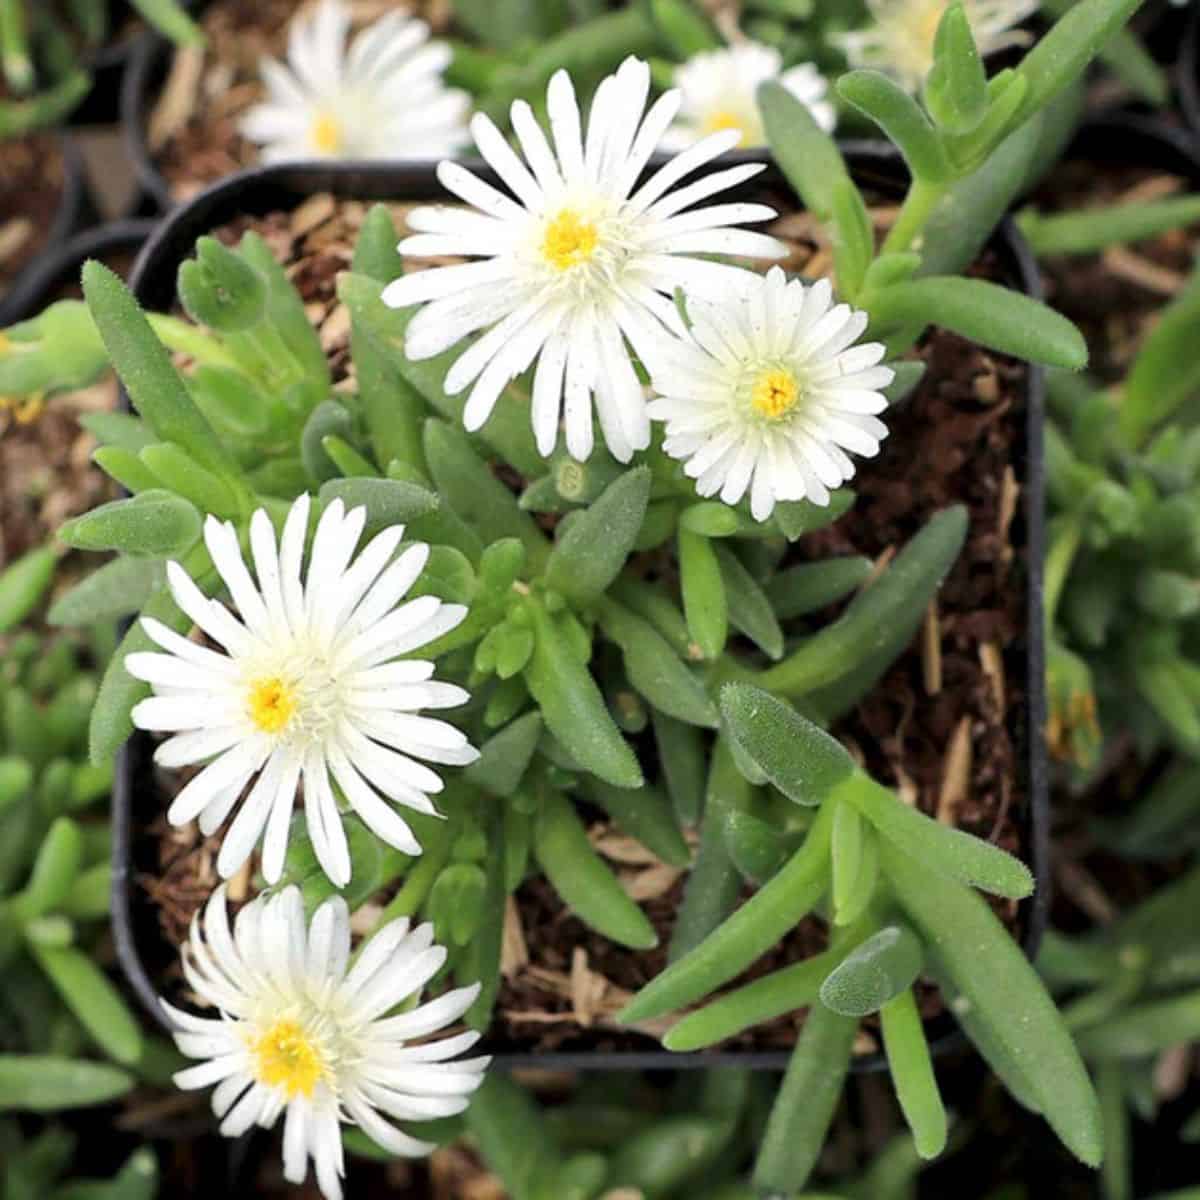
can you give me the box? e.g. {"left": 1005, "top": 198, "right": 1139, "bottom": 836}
{"left": 619, "top": 797, "right": 835, "bottom": 1023}
{"left": 880, "top": 987, "right": 948, "bottom": 1158}
{"left": 0, "top": 1057, "right": 133, "bottom": 1110}
{"left": 713, "top": 544, "right": 783, "bottom": 660}
{"left": 317, "top": 477, "right": 439, "bottom": 534}
{"left": 845, "top": 773, "right": 1033, "bottom": 898}
{"left": 81, "top": 263, "right": 239, "bottom": 481}
{"left": 754, "top": 994, "right": 859, "bottom": 1193}
{"left": 0, "top": 546, "right": 55, "bottom": 633}
{"left": 534, "top": 789, "right": 657, "bottom": 949}
{"left": 759, "top": 78, "right": 851, "bottom": 221}
{"left": 882, "top": 840, "right": 1102, "bottom": 1166}
{"left": 58, "top": 491, "right": 201, "bottom": 558}
{"left": 47, "top": 557, "right": 162, "bottom": 628}
{"left": 720, "top": 684, "right": 856, "bottom": 807}
{"left": 586, "top": 779, "right": 690, "bottom": 868}
{"left": 868, "top": 276, "right": 1087, "bottom": 369}
{"left": 525, "top": 600, "right": 642, "bottom": 789}
{"left": 819, "top": 923, "right": 924, "bottom": 1016}
{"left": 678, "top": 527, "right": 727, "bottom": 660}
{"left": 29, "top": 944, "right": 144, "bottom": 1065}
{"left": 663, "top": 948, "right": 837, "bottom": 1051}
{"left": 544, "top": 468, "right": 650, "bottom": 602}
{"left": 597, "top": 599, "right": 718, "bottom": 728}
{"left": 1122, "top": 270, "right": 1200, "bottom": 446}
{"left": 838, "top": 71, "right": 951, "bottom": 182}
{"left": 1014, "top": 0, "right": 1146, "bottom": 124}
{"left": 424, "top": 420, "right": 548, "bottom": 571}
{"left": 761, "top": 506, "right": 967, "bottom": 699}
{"left": 464, "top": 712, "right": 542, "bottom": 798}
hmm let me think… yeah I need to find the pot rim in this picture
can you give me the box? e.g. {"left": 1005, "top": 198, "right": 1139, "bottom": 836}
{"left": 112, "top": 143, "right": 1048, "bottom": 1073}
{"left": 0, "top": 218, "right": 157, "bottom": 321}
{"left": 0, "top": 135, "right": 92, "bottom": 326}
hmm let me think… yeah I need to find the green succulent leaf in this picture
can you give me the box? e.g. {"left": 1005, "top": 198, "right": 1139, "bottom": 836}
{"left": 58, "top": 491, "right": 202, "bottom": 558}
{"left": 0, "top": 1056, "right": 133, "bottom": 1111}
{"left": 544, "top": 467, "right": 651, "bottom": 603}
{"left": 819, "top": 924, "right": 924, "bottom": 1017}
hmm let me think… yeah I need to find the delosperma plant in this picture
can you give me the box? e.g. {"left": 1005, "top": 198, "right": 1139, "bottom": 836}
{"left": 0, "top": 0, "right": 1172, "bottom": 1191}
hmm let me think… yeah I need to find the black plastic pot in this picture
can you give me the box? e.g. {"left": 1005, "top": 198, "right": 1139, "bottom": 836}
{"left": 0, "top": 136, "right": 94, "bottom": 327}
{"left": 110, "top": 149, "right": 1049, "bottom": 1073}
{"left": 0, "top": 218, "right": 155, "bottom": 323}
{"left": 1180, "top": 4, "right": 1200, "bottom": 148}
{"left": 71, "top": 3, "right": 154, "bottom": 127}
{"left": 1055, "top": 110, "right": 1200, "bottom": 226}
{"left": 121, "top": 0, "right": 223, "bottom": 213}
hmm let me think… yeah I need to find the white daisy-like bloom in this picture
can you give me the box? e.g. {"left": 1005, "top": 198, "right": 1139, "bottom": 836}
{"left": 381, "top": 55, "right": 787, "bottom": 464}
{"left": 168, "top": 886, "right": 488, "bottom": 1200}
{"left": 647, "top": 266, "right": 894, "bottom": 521}
{"left": 660, "top": 42, "right": 835, "bottom": 150}
{"left": 836, "top": 0, "right": 1039, "bottom": 94}
{"left": 239, "top": 0, "right": 470, "bottom": 162}
{"left": 125, "top": 494, "right": 477, "bottom": 888}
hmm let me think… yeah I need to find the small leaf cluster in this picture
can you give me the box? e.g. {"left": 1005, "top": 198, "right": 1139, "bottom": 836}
{"left": 1039, "top": 259, "right": 1200, "bottom": 772}
{"left": 0, "top": 563, "right": 176, "bottom": 1198}
{"left": 619, "top": 684, "right": 1099, "bottom": 1191}
{"left": 1039, "top": 867, "right": 1200, "bottom": 1200}
{"left": 440, "top": 1067, "right": 933, "bottom": 1200}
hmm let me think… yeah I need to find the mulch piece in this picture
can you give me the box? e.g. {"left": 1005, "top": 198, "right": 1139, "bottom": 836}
{"left": 136, "top": 192, "right": 1033, "bottom": 1059}
{"left": 0, "top": 134, "right": 65, "bottom": 300}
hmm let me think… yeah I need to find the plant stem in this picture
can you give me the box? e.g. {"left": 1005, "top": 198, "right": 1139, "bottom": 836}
{"left": 881, "top": 177, "right": 947, "bottom": 258}
{"left": 1044, "top": 513, "right": 1084, "bottom": 637}
{"left": 146, "top": 315, "right": 239, "bottom": 371}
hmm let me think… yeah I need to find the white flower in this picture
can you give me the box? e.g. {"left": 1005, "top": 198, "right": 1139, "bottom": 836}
{"left": 647, "top": 266, "right": 894, "bottom": 521}
{"left": 240, "top": 0, "right": 470, "bottom": 162}
{"left": 125, "top": 494, "right": 476, "bottom": 888}
{"left": 168, "top": 886, "right": 488, "bottom": 1200}
{"left": 661, "top": 42, "right": 835, "bottom": 150}
{"left": 836, "top": 0, "right": 1038, "bottom": 93}
{"left": 381, "top": 55, "right": 786, "bottom": 464}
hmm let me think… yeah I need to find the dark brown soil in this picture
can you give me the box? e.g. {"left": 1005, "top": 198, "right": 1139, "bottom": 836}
{"left": 134, "top": 190, "right": 1035, "bottom": 1058}
{"left": 150, "top": 0, "right": 451, "bottom": 202}
{"left": 0, "top": 382, "right": 119, "bottom": 570}
{"left": 1033, "top": 162, "right": 1199, "bottom": 382}
{"left": 0, "top": 135, "right": 65, "bottom": 299}
{"left": 0, "top": 240, "right": 131, "bottom": 587}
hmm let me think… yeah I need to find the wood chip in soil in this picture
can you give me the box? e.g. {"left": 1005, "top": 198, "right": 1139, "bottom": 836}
{"left": 0, "top": 135, "right": 65, "bottom": 297}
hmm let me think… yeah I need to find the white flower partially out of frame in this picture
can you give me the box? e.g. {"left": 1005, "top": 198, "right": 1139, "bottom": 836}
{"left": 381, "top": 55, "right": 787, "bottom": 465}
{"left": 239, "top": 0, "right": 470, "bottom": 162}
{"left": 835, "top": 0, "right": 1039, "bottom": 94}
{"left": 661, "top": 42, "right": 836, "bottom": 150}
{"left": 648, "top": 266, "right": 894, "bottom": 521}
{"left": 168, "top": 886, "right": 488, "bottom": 1200}
{"left": 125, "top": 494, "right": 476, "bottom": 888}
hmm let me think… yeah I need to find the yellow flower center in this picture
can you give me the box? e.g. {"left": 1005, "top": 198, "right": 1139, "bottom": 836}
{"left": 247, "top": 676, "right": 297, "bottom": 734}
{"left": 542, "top": 210, "right": 599, "bottom": 272}
{"left": 702, "top": 109, "right": 746, "bottom": 146}
{"left": 251, "top": 1019, "right": 325, "bottom": 1099}
{"left": 0, "top": 391, "right": 44, "bottom": 424}
{"left": 751, "top": 368, "right": 799, "bottom": 420}
{"left": 310, "top": 112, "right": 343, "bottom": 154}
